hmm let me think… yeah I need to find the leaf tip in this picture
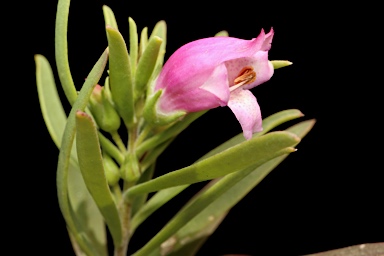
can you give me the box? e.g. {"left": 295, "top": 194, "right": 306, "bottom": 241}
{"left": 75, "top": 110, "right": 89, "bottom": 119}
{"left": 102, "top": 4, "right": 111, "bottom": 10}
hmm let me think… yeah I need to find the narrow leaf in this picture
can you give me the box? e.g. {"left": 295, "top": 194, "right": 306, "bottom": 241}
{"left": 139, "top": 27, "right": 148, "bottom": 57}
{"left": 149, "top": 20, "right": 167, "bottom": 78}
{"left": 35, "top": 54, "right": 67, "bottom": 148}
{"left": 102, "top": 5, "right": 118, "bottom": 30}
{"left": 67, "top": 164, "right": 108, "bottom": 256}
{"left": 166, "top": 119, "right": 316, "bottom": 255}
{"left": 130, "top": 185, "right": 188, "bottom": 232}
{"left": 126, "top": 131, "right": 300, "bottom": 197}
{"left": 35, "top": 54, "right": 107, "bottom": 255}
{"left": 130, "top": 164, "right": 157, "bottom": 217}
{"left": 132, "top": 146, "right": 297, "bottom": 256}
{"left": 106, "top": 26, "right": 135, "bottom": 127}
{"left": 55, "top": 0, "right": 77, "bottom": 105}
{"left": 56, "top": 48, "right": 108, "bottom": 255}
{"left": 128, "top": 17, "right": 138, "bottom": 74}
{"left": 149, "top": 20, "right": 166, "bottom": 49}
{"left": 271, "top": 60, "right": 293, "bottom": 69}
{"left": 135, "top": 36, "right": 163, "bottom": 98}
{"left": 201, "top": 109, "right": 304, "bottom": 160}
{"left": 75, "top": 111, "right": 122, "bottom": 246}
{"left": 98, "top": 132, "right": 124, "bottom": 165}
{"left": 130, "top": 109, "right": 303, "bottom": 231}
{"left": 215, "top": 30, "right": 229, "bottom": 37}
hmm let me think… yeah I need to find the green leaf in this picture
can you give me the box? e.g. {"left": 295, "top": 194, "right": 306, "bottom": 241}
{"left": 102, "top": 5, "right": 118, "bottom": 30}
{"left": 150, "top": 20, "right": 166, "bottom": 52}
{"left": 128, "top": 17, "right": 138, "bottom": 74}
{"left": 106, "top": 26, "right": 135, "bottom": 127}
{"left": 161, "top": 213, "right": 225, "bottom": 256}
{"left": 35, "top": 54, "right": 108, "bottom": 255}
{"left": 130, "top": 164, "right": 157, "bottom": 217}
{"left": 130, "top": 185, "right": 188, "bottom": 232}
{"left": 165, "top": 119, "right": 316, "bottom": 255}
{"left": 35, "top": 54, "right": 67, "bottom": 148}
{"left": 126, "top": 131, "right": 300, "bottom": 197}
{"left": 271, "top": 60, "right": 293, "bottom": 69}
{"left": 139, "top": 27, "right": 148, "bottom": 57}
{"left": 135, "top": 36, "right": 163, "bottom": 99}
{"left": 149, "top": 20, "right": 167, "bottom": 79}
{"left": 214, "top": 30, "right": 228, "bottom": 37}
{"left": 56, "top": 48, "right": 109, "bottom": 255}
{"left": 98, "top": 132, "right": 124, "bottom": 165}
{"left": 132, "top": 142, "right": 297, "bottom": 256}
{"left": 75, "top": 111, "right": 122, "bottom": 246}
{"left": 130, "top": 109, "right": 304, "bottom": 230}
{"left": 67, "top": 164, "right": 108, "bottom": 256}
{"left": 55, "top": 0, "right": 77, "bottom": 105}
{"left": 201, "top": 109, "right": 304, "bottom": 160}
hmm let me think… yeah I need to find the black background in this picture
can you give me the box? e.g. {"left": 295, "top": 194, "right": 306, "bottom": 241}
{"left": 13, "top": 0, "right": 382, "bottom": 255}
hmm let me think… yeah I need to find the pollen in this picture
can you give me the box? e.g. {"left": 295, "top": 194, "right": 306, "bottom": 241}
{"left": 230, "top": 66, "right": 256, "bottom": 92}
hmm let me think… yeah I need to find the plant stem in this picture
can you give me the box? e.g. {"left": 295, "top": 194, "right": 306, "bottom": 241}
{"left": 114, "top": 202, "right": 132, "bottom": 256}
{"left": 114, "top": 124, "right": 139, "bottom": 255}
{"left": 111, "top": 131, "right": 127, "bottom": 153}
{"left": 113, "top": 184, "right": 123, "bottom": 202}
{"left": 128, "top": 124, "right": 138, "bottom": 153}
{"left": 135, "top": 124, "right": 152, "bottom": 147}
{"left": 98, "top": 132, "right": 124, "bottom": 165}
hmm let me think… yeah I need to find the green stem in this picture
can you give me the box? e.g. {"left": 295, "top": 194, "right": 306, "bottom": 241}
{"left": 135, "top": 124, "right": 152, "bottom": 147}
{"left": 114, "top": 202, "right": 132, "bottom": 256}
{"left": 113, "top": 184, "right": 123, "bottom": 203}
{"left": 114, "top": 124, "right": 139, "bottom": 256}
{"left": 128, "top": 124, "right": 138, "bottom": 153}
{"left": 98, "top": 132, "right": 124, "bottom": 165}
{"left": 111, "top": 131, "right": 127, "bottom": 153}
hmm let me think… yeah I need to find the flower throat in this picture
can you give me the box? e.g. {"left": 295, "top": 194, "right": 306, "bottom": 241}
{"left": 230, "top": 66, "right": 256, "bottom": 92}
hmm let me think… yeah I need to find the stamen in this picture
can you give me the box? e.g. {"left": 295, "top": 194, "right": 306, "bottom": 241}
{"left": 230, "top": 66, "right": 256, "bottom": 92}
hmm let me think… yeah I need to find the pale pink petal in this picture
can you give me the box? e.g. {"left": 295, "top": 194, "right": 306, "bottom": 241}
{"left": 199, "top": 63, "right": 230, "bottom": 106}
{"left": 243, "top": 51, "right": 274, "bottom": 90}
{"left": 261, "top": 28, "right": 274, "bottom": 51}
{"left": 154, "top": 27, "right": 274, "bottom": 122}
{"left": 158, "top": 63, "right": 230, "bottom": 113}
{"left": 227, "top": 89, "right": 262, "bottom": 140}
{"left": 225, "top": 57, "right": 256, "bottom": 87}
{"left": 155, "top": 29, "right": 266, "bottom": 93}
{"left": 224, "top": 51, "right": 274, "bottom": 90}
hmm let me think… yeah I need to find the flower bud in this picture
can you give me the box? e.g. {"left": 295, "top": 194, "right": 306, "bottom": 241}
{"left": 89, "top": 84, "right": 121, "bottom": 133}
{"left": 120, "top": 152, "right": 140, "bottom": 184}
{"left": 103, "top": 153, "right": 120, "bottom": 186}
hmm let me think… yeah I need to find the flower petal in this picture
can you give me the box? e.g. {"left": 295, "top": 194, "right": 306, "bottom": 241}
{"left": 261, "top": 28, "right": 274, "bottom": 51}
{"left": 227, "top": 89, "right": 262, "bottom": 140}
{"left": 158, "top": 63, "right": 230, "bottom": 113}
{"left": 224, "top": 51, "right": 274, "bottom": 90}
{"left": 155, "top": 29, "right": 267, "bottom": 94}
{"left": 243, "top": 51, "right": 274, "bottom": 90}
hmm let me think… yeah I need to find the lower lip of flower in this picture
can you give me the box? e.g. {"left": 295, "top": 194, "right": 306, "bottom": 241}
{"left": 230, "top": 66, "right": 256, "bottom": 92}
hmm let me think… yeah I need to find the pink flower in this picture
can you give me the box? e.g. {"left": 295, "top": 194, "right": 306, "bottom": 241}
{"left": 154, "top": 28, "right": 274, "bottom": 140}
